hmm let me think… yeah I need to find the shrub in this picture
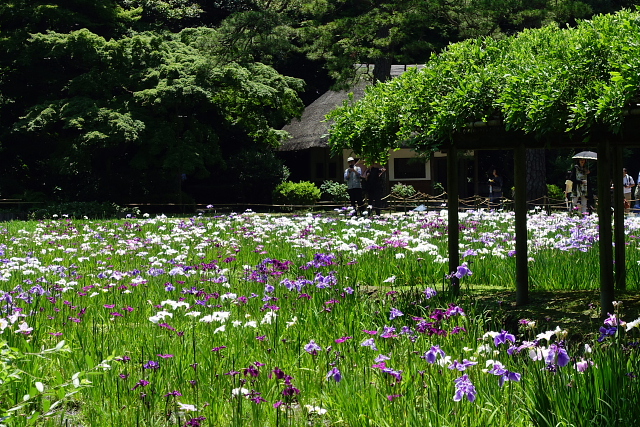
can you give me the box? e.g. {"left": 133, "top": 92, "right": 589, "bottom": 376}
{"left": 391, "top": 183, "right": 417, "bottom": 198}
{"left": 320, "top": 180, "right": 349, "bottom": 203}
{"left": 273, "top": 181, "right": 321, "bottom": 205}
{"left": 29, "top": 201, "right": 140, "bottom": 220}
{"left": 547, "top": 184, "right": 565, "bottom": 200}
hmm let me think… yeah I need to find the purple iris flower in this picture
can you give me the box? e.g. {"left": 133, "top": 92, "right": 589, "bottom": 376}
{"left": 148, "top": 268, "right": 165, "bottom": 276}
{"left": 243, "top": 365, "right": 260, "bottom": 377}
{"left": 131, "top": 379, "right": 150, "bottom": 391}
{"left": 304, "top": 340, "right": 322, "bottom": 355}
{"left": 282, "top": 386, "right": 300, "bottom": 396}
{"left": 143, "top": 360, "right": 160, "bottom": 370}
{"left": 603, "top": 313, "right": 618, "bottom": 327}
{"left": 487, "top": 361, "right": 507, "bottom": 376}
{"left": 575, "top": 359, "right": 593, "bottom": 372}
{"left": 453, "top": 374, "right": 477, "bottom": 402}
{"left": 270, "top": 367, "right": 286, "bottom": 380}
{"left": 424, "top": 287, "right": 437, "bottom": 299}
{"left": 462, "top": 249, "right": 478, "bottom": 258}
{"left": 488, "top": 362, "right": 521, "bottom": 386}
{"left": 381, "top": 367, "right": 403, "bottom": 382}
{"left": 302, "top": 253, "right": 337, "bottom": 269}
{"left": 448, "top": 359, "right": 478, "bottom": 371}
{"left": 445, "top": 304, "right": 465, "bottom": 317}
{"left": 494, "top": 330, "right": 516, "bottom": 347}
{"left": 546, "top": 344, "right": 570, "bottom": 367}
{"left": 326, "top": 367, "right": 342, "bottom": 382}
{"left": 498, "top": 370, "right": 521, "bottom": 387}
{"left": 421, "top": 345, "right": 446, "bottom": 364}
{"left": 453, "top": 263, "right": 473, "bottom": 279}
{"left": 389, "top": 307, "right": 404, "bottom": 320}
{"left": 361, "top": 338, "right": 378, "bottom": 351}
{"left": 185, "top": 416, "right": 206, "bottom": 426}
{"left": 598, "top": 325, "right": 617, "bottom": 342}
{"left": 374, "top": 354, "right": 391, "bottom": 363}
{"left": 249, "top": 391, "right": 266, "bottom": 404}
{"left": 381, "top": 326, "right": 397, "bottom": 338}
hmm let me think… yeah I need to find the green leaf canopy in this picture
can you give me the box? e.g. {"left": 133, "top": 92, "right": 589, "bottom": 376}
{"left": 9, "top": 28, "right": 304, "bottom": 199}
{"left": 327, "top": 9, "right": 640, "bottom": 160}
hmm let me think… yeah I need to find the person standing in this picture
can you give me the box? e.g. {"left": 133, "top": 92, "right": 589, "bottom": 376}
{"left": 488, "top": 169, "right": 503, "bottom": 207}
{"left": 636, "top": 170, "right": 640, "bottom": 209}
{"left": 364, "top": 162, "right": 387, "bottom": 216}
{"left": 344, "top": 157, "right": 363, "bottom": 215}
{"left": 622, "top": 168, "right": 635, "bottom": 213}
{"left": 564, "top": 170, "right": 573, "bottom": 211}
{"left": 571, "top": 159, "right": 590, "bottom": 213}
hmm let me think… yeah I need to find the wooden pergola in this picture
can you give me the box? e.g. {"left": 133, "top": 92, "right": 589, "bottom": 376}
{"left": 444, "top": 119, "right": 640, "bottom": 316}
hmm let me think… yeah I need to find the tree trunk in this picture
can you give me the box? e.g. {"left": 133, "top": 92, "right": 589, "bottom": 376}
{"left": 526, "top": 148, "right": 546, "bottom": 206}
{"left": 373, "top": 57, "right": 392, "bottom": 83}
{"left": 373, "top": 26, "right": 392, "bottom": 84}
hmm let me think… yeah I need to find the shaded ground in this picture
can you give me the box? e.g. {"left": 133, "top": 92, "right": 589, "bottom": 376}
{"left": 474, "top": 289, "right": 640, "bottom": 343}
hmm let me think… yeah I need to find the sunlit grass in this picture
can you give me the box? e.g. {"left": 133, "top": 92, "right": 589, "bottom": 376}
{"left": 0, "top": 210, "right": 639, "bottom": 426}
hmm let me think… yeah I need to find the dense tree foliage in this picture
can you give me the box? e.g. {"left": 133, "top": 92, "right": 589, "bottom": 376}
{"left": 1, "top": 0, "right": 639, "bottom": 203}
{"left": 327, "top": 9, "right": 640, "bottom": 161}
{"left": 300, "top": 0, "right": 611, "bottom": 87}
{"left": 0, "top": 2, "right": 304, "bottom": 202}
{"left": 5, "top": 29, "right": 303, "bottom": 201}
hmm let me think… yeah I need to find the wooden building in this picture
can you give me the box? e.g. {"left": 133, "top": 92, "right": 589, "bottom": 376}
{"left": 277, "top": 65, "right": 479, "bottom": 197}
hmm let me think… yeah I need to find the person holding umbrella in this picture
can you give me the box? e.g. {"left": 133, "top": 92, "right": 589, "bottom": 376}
{"left": 570, "top": 156, "right": 591, "bottom": 213}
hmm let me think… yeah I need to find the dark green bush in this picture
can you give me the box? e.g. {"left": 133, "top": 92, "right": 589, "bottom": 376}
{"left": 547, "top": 184, "right": 564, "bottom": 200}
{"left": 29, "top": 202, "right": 141, "bottom": 220}
{"left": 391, "top": 183, "right": 417, "bottom": 198}
{"left": 320, "top": 180, "right": 349, "bottom": 202}
{"left": 273, "top": 181, "right": 321, "bottom": 205}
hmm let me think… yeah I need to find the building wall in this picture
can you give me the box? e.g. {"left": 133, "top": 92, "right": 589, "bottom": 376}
{"left": 310, "top": 148, "right": 342, "bottom": 183}
{"left": 342, "top": 148, "right": 440, "bottom": 193}
{"left": 341, "top": 148, "right": 474, "bottom": 196}
{"left": 280, "top": 147, "right": 476, "bottom": 197}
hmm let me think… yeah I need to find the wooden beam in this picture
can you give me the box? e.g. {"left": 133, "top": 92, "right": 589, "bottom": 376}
{"left": 598, "top": 141, "right": 615, "bottom": 316}
{"left": 447, "top": 142, "right": 460, "bottom": 295}
{"left": 449, "top": 119, "right": 640, "bottom": 151}
{"left": 514, "top": 144, "right": 529, "bottom": 305}
{"left": 614, "top": 146, "right": 626, "bottom": 291}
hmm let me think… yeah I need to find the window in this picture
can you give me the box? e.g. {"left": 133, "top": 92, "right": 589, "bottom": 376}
{"left": 394, "top": 158, "right": 426, "bottom": 179}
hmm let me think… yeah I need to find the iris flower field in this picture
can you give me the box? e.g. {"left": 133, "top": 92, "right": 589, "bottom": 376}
{"left": 1, "top": 209, "right": 639, "bottom": 426}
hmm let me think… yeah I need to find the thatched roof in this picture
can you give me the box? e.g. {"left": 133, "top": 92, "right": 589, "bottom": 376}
{"left": 278, "top": 82, "right": 367, "bottom": 151}
{"left": 279, "top": 65, "right": 423, "bottom": 152}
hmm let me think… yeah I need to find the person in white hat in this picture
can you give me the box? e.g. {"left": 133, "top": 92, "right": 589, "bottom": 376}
{"left": 344, "top": 157, "right": 363, "bottom": 215}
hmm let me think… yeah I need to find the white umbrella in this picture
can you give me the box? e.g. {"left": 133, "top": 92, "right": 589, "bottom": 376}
{"left": 572, "top": 151, "right": 597, "bottom": 160}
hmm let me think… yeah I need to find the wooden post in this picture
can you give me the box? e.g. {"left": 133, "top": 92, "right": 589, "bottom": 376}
{"left": 597, "top": 141, "right": 615, "bottom": 316}
{"left": 614, "top": 145, "right": 626, "bottom": 291}
{"left": 447, "top": 143, "right": 460, "bottom": 295}
{"left": 514, "top": 144, "right": 529, "bottom": 306}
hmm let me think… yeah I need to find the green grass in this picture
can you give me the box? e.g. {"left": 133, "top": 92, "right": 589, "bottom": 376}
{"left": 0, "top": 211, "right": 638, "bottom": 426}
